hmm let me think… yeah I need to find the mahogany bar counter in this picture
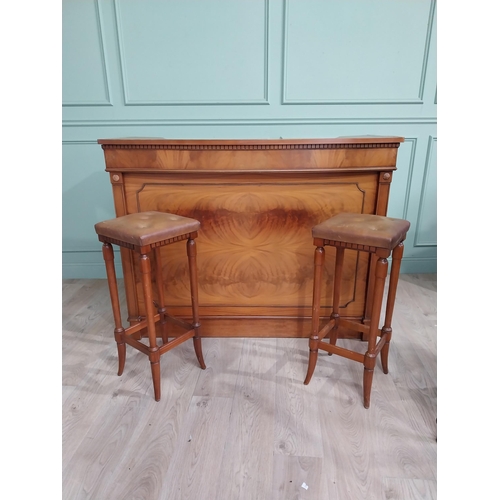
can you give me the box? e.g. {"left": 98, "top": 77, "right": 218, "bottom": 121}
{"left": 98, "top": 137, "right": 404, "bottom": 339}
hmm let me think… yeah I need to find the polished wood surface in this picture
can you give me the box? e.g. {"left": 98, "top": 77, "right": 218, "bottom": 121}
{"left": 304, "top": 214, "right": 409, "bottom": 408}
{"left": 98, "top": 137, "right": 404, "bottom": 337}
{"left": 62, "top": 274, "right": 436, "bottom": 499}
{"left": 96, "top": 214, "right": 206, "bottom": 401}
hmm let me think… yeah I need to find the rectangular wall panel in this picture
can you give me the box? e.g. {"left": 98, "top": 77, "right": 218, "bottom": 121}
{"left": 62, "top": 142, "right": 116, "bottom": 251}
{"left": 62, "top": 0, "right": 111, "bottom": 106}
{"left": 283, "top": 0, "right": 434, "bottom": 104}
{"left": 415, "top": 137, "right": 437, "bottom": 246}
{"left": 387, "top": 137, "right": 417, "bottom": 220}
{"left": 116, "top": 0, "right": 269, "bottom": 104}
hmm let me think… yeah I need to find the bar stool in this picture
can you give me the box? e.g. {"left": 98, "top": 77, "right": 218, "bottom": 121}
{"left": 94, "top": 211, "right": 206, "bottom": 401}
{"left": 303, "top": 212, "right": 410, "bottom": 408}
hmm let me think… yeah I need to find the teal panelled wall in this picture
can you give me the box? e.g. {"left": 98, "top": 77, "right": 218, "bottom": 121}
{"left": 62, "top": 0, "right": 437, "bottom": 278}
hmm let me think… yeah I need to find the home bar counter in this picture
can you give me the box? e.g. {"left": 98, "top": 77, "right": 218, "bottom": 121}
{"left": 98, "top": 137, "right": 404, "bottom": 339}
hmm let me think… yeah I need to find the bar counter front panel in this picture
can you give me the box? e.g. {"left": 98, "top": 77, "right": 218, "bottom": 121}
{"left": 98, "top": 138, "right": 403, "bottom": 338}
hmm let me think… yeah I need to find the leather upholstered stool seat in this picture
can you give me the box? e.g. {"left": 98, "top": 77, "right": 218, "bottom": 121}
{"left": 304, "top": 212, "right": 410, "bottom": 408}
{"left": 95, "top": 211, "right": 206, "bottom": 401}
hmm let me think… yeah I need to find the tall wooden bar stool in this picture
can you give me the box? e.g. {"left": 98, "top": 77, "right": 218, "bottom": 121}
{"left": 94, "top": 211, "right": 206, "bottom": 401}
{"left": 304, "top": 213, "right": 410, "bottom": 408}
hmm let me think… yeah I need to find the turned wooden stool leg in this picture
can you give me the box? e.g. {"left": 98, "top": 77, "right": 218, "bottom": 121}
{"left": 329, "top": 246, "right": 345, "bottom": 352}
{"left": 381, "top": 242, "right": 404, "bottom": 374}
{"left": 304, "top": 246, "right": 325, "bottom": 385}
{"left": 102, "top": 243, "right": 126, "bottom": 376}
{"left": 363, "top": 255, "right": 388, "bottom": 408}
{"left": 154, "top": 247, "right": 168, "bottom": 345}
{"left": 140, "top": 253, "right": 161, "bottom": 401}
{"left": 187, "top": 238, "right": 206, "bottom": 370}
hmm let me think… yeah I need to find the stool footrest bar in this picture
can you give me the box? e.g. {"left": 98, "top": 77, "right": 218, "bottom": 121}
{"left": 125, "top": 336, "right": 150, "bottom": 356}
{"left": 124, "top": 314, "right": 160, "bottom": 337}
{"left": 318, "top": 318, "right": 336, "bottom": 341}
{"left": 165, "top": 313, "right": 194, "bottom": 331}
{"left": 372, "top": 334, "right": 388, "bottom": 357}
{"left": 338, "top": 318, "right": 371, "bottom": 335}
{"left": 159, "top": 329, "right": 195, "bottom": 355}
{"left": 318, "top": 341, "right": 365, "bottom": 363}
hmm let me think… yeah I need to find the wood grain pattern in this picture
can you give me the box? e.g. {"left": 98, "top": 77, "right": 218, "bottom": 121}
{"left": 272, "top": 455, "right": 328, "bottom": 500}
{"left": 161, "top": 396, "right": 234, "bottom": 500}
{"left": 274, "top": 339, "right": 324, "bottom": 458}
{"left": 99, "top": 137, "right": 402, "bottom": 337}
{"left": 383, "top": 478, "right": 437, "bottom": 500}
{"left": 95, "top": 342, "right": 203, "bottom": 499}
{"left": 63, "top": 403, "right": 148, "bottom": 499}
{"left": 62, "top": 281, "right": 111, "bottom": 376}
{"left": 192, "top": 337, "right": 245, "bottom": 398}
{"left": 63, "top": 272, "right": 435, "bottom": 500}
{"left": 317, "top": 376, "right": 381, "bottom": 499}
{"left": 215, "top": 339, "right": 276, "bottom": 500}
{"left": 126, "top": 173, "right": 375, "bottom": 319}
{"left": 99, "top": 137, "right": 403, "bottom": 172}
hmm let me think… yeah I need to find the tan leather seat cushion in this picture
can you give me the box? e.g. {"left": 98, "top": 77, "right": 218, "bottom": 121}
{"left": 312, "top": 213, "right": 410, "bottom": 250}
{"left": 95, "top": 211, "right": 200, "bottom": 247}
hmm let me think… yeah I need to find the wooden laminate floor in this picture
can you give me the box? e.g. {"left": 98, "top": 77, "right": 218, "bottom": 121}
{"left": 62, "top": 274, "right": 437, "bottom": 500}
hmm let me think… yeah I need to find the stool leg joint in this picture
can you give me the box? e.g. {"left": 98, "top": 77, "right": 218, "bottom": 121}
{"left": 114, "top": 327, "right": 125, "bottom": 339}
{"left": 364, "top": 351, "right": 377, "bottom": 370}
{"left": 148, "top": 346, "right": 160, "bottom": 363}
